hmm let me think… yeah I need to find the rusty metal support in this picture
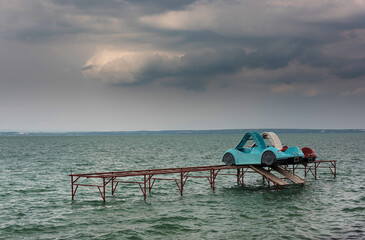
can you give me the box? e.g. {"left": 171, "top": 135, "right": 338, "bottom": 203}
{"left": 97, "top": 177, "right": 106, "bottom": 202}
{"left": 175, "top": 171, "right": 188, "bottom": 196}
{"left": 148, "top": 174, "right": 155, "bottom": 193}
{"left": 69, "top": 161, "right": 336, "bottom": 201}
{"left": 71, "top": 176, "right": 80, "bottom": 200}
{"left": 71, "top": 175, "right": 74, "bottom": 200}
{"left": 304, "top": 165, "right": 307, "bottom": 177}
{"left": 331, "top": 161, "right": 336, "bottom": 179}
{"left": 137, "top": 175, "right": 147, "bottom": 199}
{"left": 237, "top": 168, "right": 240, "bottom": 185}
{"left": 236, "top": 168, "right": 247, "bottom": 186}
{"left": 208, "top": 169, "right": 220, "bottom": 191}
{"left": 112, "top": 177, "right": 119, "bottom": 195}
{"left": 310, "top": 162, "right": 317, "bottom": 179}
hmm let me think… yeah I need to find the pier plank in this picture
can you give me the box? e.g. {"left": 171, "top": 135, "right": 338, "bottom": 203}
{"left": 271, "top": 165, "right": 306, "bottom": 184}
{"left": 250, "top": 166, "right": 289, "bottom": 186}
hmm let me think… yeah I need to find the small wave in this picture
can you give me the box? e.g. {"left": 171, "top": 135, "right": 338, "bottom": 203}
{"left": 342, "top": 206, "right": 365, "bottom": 212}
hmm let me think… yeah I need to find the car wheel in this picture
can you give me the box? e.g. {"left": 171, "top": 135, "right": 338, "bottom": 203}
{"left": 261, "top": 151, "right": 276, "bottom": 166}
{"left": 223, "top": 153, "right": 235, "bottom": 166}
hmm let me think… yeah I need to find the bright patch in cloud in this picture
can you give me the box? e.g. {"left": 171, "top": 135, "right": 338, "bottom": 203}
{"left": 271, "top": 84, "right": 296, "bottom": 94}
{"left": 303, "top": 88, "right": 319, "bottom": 97}
{"left": 82, "top": 50, "right": 174, "bottom": 84}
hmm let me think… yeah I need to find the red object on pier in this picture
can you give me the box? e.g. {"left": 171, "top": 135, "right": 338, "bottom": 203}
{"left": 301, "top": 147, "right": 317, "bottom": 162}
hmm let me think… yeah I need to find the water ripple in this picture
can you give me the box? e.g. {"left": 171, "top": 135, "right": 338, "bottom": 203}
{"left": 0, "top": 134, "right": 364, "bottom": 239}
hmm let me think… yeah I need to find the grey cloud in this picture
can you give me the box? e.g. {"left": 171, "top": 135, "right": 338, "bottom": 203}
{"left": 84, "top": 45, "right": 313, "bottom": 90}
{"left": 271, "top": 72, "right": 326, "bottom": 85}
{"left": 51, "top": 0, "right": 125, "bottom": 10}
{"left": 245, "top": 40, "right": 308, "bottom": 69}
{"left": 330, "top": 58, "right": 365, "bottom": 79}
{"left": 52, "top": 0, "right": 198, "bottom": 14}
{"left": 2, "top": 0, "right": 364, "bottom": 91}
{"left": 298, "top": 48, "right": 365, "bottom": 79}
{"left": 86, "top": 48, "right": 249, "bottom": 90}
{"left": 11, "top": 23, "right": 85, "bottom": 43}
{"left": 313, "top": 13, "right": 365, "bottom": 32}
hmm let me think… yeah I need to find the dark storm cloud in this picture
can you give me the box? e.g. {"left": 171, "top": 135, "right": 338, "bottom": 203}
{"left": 2, "top": 0, "right": 196, "bottom": 44}
{"left": 245, "top": 40, "right": 308, "bottom": 69}
{"left": 82, "top": 48, "right": 249, "bottom": 90}
{"left": 1, "top": 0, "right": 365, "bottom": 92}
{"left": 298, "top": 48, "right": 365, "bottom": 79}
{"left": 1, "top": 0, "right": 365, "bottom": 132}
{"left": 331, "top": 58, "right": 365, "bottom": 79}
{"left": 11, "top": 22, "right": 85, "bottom": 43}
{"left": 137, "top": 48, "right": 248, "bottom": 90}
{"left": 0, "top": 1, "right": 84, "bottom": 42}
{"left": 313, "top": 13, "right": 365, "bottom": 32}
{"left": 82, "top": 39, "right": 319, "bottom": 90}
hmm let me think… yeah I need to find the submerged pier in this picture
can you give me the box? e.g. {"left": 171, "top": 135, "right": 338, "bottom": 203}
{"left": 70, "top": 160, "right": 336, "bottom": 202}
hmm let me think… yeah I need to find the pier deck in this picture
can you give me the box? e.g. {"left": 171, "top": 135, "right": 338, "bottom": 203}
{"left": 70, "top": 160, "right": 336, "bottom": 202}
{"left": 250, "top": 166, "right": 289, "bottom": 186}
{"left": 271, "top": 165, "right": 306, "bottom": 184}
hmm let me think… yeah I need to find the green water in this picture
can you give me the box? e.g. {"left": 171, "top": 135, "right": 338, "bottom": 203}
{"left": 0, "top": 134, "right": 364, "bottom": 239}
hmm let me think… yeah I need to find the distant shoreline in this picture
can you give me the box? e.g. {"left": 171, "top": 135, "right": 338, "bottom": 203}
{"left": 0, "top": 129, "right": 363, "bottom": 136}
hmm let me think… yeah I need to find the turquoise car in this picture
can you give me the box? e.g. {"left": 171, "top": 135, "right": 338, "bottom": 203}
{"left": 222, "top": 132, "right": 304, "bottom": 166}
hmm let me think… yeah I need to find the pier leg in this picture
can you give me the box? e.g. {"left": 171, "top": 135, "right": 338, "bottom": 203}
{"left": 212, "top": 170, "right": 215, "bottom": 191}
{"left": 112, "top": 177, "right": 114, "bottom": 195}
{"left": 175, "top": 171, "right": 188, "bottom": 196}
{"left": 334, "top": 161, "right": 336, "bottom": 179}
{"left": 304, "top": 165, "right": 307, "bottom": 177}
{"left": 237, "top": 169, "right": 240, "bottom": 185}
{"left": 112, "top": 183, "right": 118, "bottom": 195}
{"left": 137, "top": 175, "right": 147, "bottom": 199}
{"left": 144, "top": 175, "right": 147, "bottom": 199}
{"left": 315, "top": 163, "right": 318, "bottom": 180}
{"left": 175, "top": 171, "right": 184, "bottom": 196}
{"left": 70, "top": 176, "right": 79, "bottom": 200}
{"left": 71, "top": 176, "right": 74, "bottom": 200}
{"left": 236, "top": 168, "right": 245, "bottom": 186}
{"left": 208, "top": 170, "right": 220, "bottom": 191}
{"left": 209, "top": 170, "right": 213, "bottom": 188}
{"left": 241, "top": 168, "right": 246, "bottom": 186}
{"left": 111, "top": 177, "right": 119, "bottom": 195}
{"left": 148, "top": 175, "right": 156, "bottom": 193}
{"left": 180, "top": 172, "right": 184, "bottom": 196}
{"left": 148, "top": 175, "right": 151, "bottom": 193}
{"left": 103, "top": 178, "right": 106, "bottom": 202}
{"left": 97, "top": 178, "right": 106, "bottom": 202}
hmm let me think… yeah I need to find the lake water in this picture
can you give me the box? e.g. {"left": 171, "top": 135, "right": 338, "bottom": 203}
{"left": 0, "top": 134, "right": 364, "bottom": 239}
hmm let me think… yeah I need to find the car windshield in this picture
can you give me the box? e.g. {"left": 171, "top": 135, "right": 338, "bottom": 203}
{"left": 243, "top": 139, "right": 255, "bottom": 148}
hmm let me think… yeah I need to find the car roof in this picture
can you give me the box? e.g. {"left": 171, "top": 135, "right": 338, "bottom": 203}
{"left": 235, "top": 132, "right": 266, "bottom": 150}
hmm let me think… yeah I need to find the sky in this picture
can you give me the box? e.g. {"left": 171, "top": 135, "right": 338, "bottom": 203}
{"left": 0, "top": 0, "right": 364, "bottom": 131}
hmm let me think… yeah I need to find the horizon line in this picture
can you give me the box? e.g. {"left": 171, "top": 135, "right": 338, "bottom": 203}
{"left": 1, "top": 128, "right": 364, "bottom": 133}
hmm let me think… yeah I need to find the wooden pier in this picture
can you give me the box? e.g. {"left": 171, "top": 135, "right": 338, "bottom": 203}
{"left": 70, "top": 160, "right": 336, "bottom": 202}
